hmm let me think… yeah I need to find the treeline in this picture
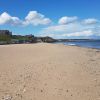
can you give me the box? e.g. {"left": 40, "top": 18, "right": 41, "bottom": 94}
{"left": 0, "top": 30, "right": 56, "bottom": 45}
{"left": 12, "top": 35, "right": 35, "bottom": 43}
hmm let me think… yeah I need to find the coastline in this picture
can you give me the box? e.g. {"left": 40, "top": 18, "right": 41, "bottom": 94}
{"left": 54, "top": 41, "right": 100, "bottom": 50}
{"left": 65, "top": 44, "right": 100, "bottom": 50}
{"left": 0, "top": 43, "right": 100, "bottom": 100}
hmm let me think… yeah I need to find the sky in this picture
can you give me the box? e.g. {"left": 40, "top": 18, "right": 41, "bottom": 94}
{"left": 0, "top": 0, "right": 100, "bottom": 39}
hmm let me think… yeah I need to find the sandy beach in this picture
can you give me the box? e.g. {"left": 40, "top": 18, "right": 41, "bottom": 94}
{"left": 0, "top": 43, "right": 100, "bottom": 100}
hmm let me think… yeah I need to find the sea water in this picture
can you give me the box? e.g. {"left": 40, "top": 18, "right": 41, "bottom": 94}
{"left": 55, "top": 40, "right": 100, "bottom": 49}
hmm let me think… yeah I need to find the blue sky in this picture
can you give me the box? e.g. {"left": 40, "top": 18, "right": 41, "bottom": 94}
{"left": 0, "top": 0, "right": 100, "bottom": 39}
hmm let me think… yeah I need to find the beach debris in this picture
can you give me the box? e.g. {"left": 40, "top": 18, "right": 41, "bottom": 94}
{"left": 2, "top": 95, "right": 12, "bottom": 100}
{"left": 41, "top": 89, "right": 43, "bottom": 92}
{"left": 23, "top": 88, "right": 26, "bottom": 93}
{"left": 15, "top": 93, "right": 22, "bottom": 98}
{"left": 66, "top": 90, "right": 69, "bottom": 92}
{"left": 94, "top": 79, "right": 97, "bottom": 81}
{"left": 71, "top": 94, "right": 73, "bottom": 96}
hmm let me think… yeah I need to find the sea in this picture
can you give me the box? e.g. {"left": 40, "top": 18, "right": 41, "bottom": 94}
{"left": 55, "top": 40, "right": 100, "bottom": 49}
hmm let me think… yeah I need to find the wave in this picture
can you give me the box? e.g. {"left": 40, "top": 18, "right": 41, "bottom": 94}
{"left": 64, "top": 43, "right": 76, "bottom": 46}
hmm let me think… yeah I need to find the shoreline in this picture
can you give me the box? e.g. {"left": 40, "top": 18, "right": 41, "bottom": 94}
{"left": 0, "top": 42, "right": 100, "bottom": 50}
{"left": 54, "top": 42, "right": 100, "bottom": 50}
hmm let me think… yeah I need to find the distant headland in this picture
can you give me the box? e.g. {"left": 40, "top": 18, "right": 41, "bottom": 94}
{"left": 0, "top": 30, "right": 57, "bottom": 45}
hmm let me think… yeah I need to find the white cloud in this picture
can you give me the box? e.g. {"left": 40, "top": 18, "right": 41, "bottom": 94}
{"left": 40, "top": 30, "right": 93, "bottom": 38}
{"left": 0, "top": 12, "right": 11, "bottom": 25}
{"left": 0, "top": 11, "right": 52, "bottom": 26}
{"left": 62, "top": 30, "right": 93, "bottom": 37}
{"left": 82, "top": 18, "right": 98, "bottom": 25}
{"left": 58, "top": 16, "right": 78, "bottom": 24}
{"left": 39, "top": 21, "right": 99, "bottom": 39}
{"left": 40, "top": 22, "right": 94, "bottom": 34}
{"left": 0, "top": 12, "right": 22, "bottom": 25}
{"left": 24, "top": 11, "right": 51, "bottom": 26}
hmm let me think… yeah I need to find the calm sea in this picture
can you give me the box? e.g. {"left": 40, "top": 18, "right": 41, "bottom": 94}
{"left": 55, "top": 40, "right": 100, "bottom": 49}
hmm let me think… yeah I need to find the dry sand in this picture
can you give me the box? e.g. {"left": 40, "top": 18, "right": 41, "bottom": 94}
{"left": 0, "top": 43, "right": 100, "bottom": 100}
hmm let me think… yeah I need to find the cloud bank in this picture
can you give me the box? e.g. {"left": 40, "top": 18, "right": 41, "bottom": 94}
{"left": 0, "top": 11, "right": 100, "bottom": 38}
{"left": 39, "top": 17, "right": 100, "bottom": 39}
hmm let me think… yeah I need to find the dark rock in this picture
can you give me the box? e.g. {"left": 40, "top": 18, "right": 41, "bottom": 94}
{"left": 40, "top": 36, "right": 57, "bottom": 43}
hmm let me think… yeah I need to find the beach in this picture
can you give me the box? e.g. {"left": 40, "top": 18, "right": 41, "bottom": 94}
{"left": 0, "top": 43, "right": 100, "bottom": 100}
